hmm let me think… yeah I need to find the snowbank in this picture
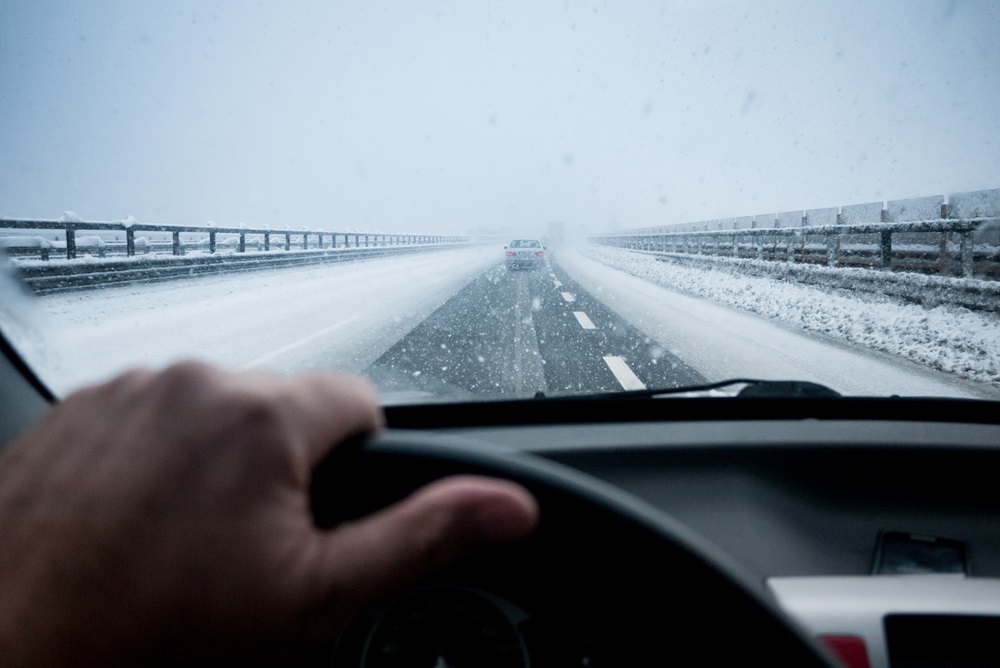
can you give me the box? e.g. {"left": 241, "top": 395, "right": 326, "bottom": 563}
{"left": 581, "top": 246, "right": 1000, "bottom": 391}
{"left": 0, "top": 236, "right": 53, "bottom": 249}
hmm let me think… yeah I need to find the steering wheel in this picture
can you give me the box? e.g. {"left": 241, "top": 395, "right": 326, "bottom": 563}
{"left": 310, "top": 431, "right": 837, "bottom": 667}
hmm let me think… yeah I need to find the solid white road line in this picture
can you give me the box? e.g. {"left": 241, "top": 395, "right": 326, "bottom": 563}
{"left": 241, "top": 315, "right": 361, "bottom": 369}
{"left": 573, "top": 311, "right": 597, "bottom": 330}
{"left": 603, "top": 355, "right": 646, "bottom": 390}
{"left": 561, "top": 291, "right": 575, "bottom": 302}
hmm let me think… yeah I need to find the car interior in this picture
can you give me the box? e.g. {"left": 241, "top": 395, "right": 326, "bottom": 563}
{"left": 3, "top": 330, "right": 999, "bottom": 668}
{"left": 2, "top": 2, "right": 998, "bottom": 667}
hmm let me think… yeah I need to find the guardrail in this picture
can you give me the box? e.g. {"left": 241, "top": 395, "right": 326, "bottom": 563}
{"left": 590, "top": 217, "right": 1000, "bottom": 280}
{"left": 0, "top": 218, "right": 479, "bottom": 293}
{"left": 0, "top": 218, "right": 468, "bottom": 261}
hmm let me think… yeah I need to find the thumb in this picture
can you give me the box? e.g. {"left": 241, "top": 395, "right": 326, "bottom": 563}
{"left": 312, "top": 475, "right": 538, "bottom": 621}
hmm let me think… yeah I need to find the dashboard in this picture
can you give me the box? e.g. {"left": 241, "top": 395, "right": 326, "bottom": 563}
{"left": 367, "top": 401, "right": 1000, "bottom": 668}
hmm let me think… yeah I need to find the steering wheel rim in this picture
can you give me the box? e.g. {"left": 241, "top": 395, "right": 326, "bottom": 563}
{"left": 311, "top": 430, "right": 837, "bottom": 667}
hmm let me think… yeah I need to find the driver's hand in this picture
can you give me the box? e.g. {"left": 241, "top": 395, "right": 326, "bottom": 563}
{"left": 0, "top": 361, "right": 539, "bottom": 667}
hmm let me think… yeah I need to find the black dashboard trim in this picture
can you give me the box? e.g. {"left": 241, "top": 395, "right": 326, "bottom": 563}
{"left": 384, "top": 396, "right": 1000, "bottom": 429}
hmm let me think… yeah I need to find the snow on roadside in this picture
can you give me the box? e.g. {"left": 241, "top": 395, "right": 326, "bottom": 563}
{"left": 33, "top": 245, "right": 501, "bottom": 395}
{"left": 585, "top": 245, "right": 1000, "bottom": 388}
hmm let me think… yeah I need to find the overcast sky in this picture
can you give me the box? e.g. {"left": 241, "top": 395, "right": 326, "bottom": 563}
{"left": 1, "top": 1, "right": 998, "bottom": 236}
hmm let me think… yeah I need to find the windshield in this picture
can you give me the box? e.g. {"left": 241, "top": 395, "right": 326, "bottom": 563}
{"left": 1, "top": 1, "right": 998, "bottom": 403}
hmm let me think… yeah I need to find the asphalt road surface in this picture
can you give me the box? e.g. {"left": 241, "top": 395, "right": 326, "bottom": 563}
{"left": 366, "top": 255, "right": 706, "bottom": 401}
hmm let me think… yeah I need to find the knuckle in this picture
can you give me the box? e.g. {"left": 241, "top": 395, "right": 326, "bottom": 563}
{"left": 157, "top": 359, "right": 217, "bottom": 390}
{"left": 153, "top": 362, "right": 288, "bottom": 446}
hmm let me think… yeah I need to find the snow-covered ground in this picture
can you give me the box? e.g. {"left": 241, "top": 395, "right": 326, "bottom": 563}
{"left": 565, "top": 246, "right": 1000, "bottom": 399}
{"left": 22, "top": 246, "right": 500, "bottom": 396}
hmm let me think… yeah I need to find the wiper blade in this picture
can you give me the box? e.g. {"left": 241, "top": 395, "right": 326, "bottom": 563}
{"left": 537, "top": 378, "right": 841, "bottom": 400}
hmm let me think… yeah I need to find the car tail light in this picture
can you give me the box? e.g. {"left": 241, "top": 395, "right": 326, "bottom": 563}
{"left": 535, "top": 252, "right": 544, "bottom": 257}
{"left": 506, "top": 251, "right": 515, "bottom": 257}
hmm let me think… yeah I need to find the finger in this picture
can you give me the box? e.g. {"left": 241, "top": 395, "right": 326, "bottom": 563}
{"left": 155, "top": 363, "right": 382, "bottom": 475}
{"left": 313, "top": 475, "right": 539, "bottom": 617}
{"left": 237, "top": 370, "right": 383, "bottom": 467}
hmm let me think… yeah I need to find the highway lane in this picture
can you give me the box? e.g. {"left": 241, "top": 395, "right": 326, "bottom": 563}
{"left": 366, "top": 256, "right": 706, "bottom": 402}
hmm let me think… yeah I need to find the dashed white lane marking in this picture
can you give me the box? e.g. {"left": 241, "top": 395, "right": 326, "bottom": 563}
{"left": 561, "top": 291, "right": 575, "bottom": 303}
{"left": 242, "top": 315, "right": 361, "bottom": 369}
{"left": 603, "top": 355, "right": 646, "bottom": 391}
{"left": 548, "top": 272, "right": 557, "bottom": 279}
{"left": 553, "top": 279, "right": 563, "bottom": 287}
{"left": 573, "top": 311, "right": 597, "bottom": 330}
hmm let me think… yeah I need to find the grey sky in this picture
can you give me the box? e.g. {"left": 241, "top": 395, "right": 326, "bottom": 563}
{"left": 1, "top": 1, "right": 998, "bottom": 236}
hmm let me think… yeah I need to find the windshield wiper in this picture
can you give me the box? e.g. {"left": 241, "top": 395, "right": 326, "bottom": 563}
{"left": 536, "top": 378, "right": 842, "bottom": 400}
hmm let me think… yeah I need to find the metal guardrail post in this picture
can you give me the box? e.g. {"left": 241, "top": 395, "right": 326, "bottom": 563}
{"left": 285, "top": 233, "right": 291, "bottom": 251}
{"left": 264, "top": 233, "right": 270, "bottom": 251}
{"left": 317, "top": 233, "right": 323, "bottom": 249}
{"left": 879, "top": 230, "right": 893, "bottom": 270}
{"left": 960, "top": 231, "right": 973, "bottom": 278}
{"left": 209, "top": 231, "right": 217, "bottom": 254}
{"left": 302, "top": 234, "right": 308, "bottom": 250}
{"left": 826, "top": 233, "right": 836, "bottom": 267}
{"left": 66, "top": 227, "right": 76, "bottom": 260}
{"left": 939, "top": 232, "right": 949, "bottom": 275}
{"left": 171, "top": 231, "right": 181, "bottom": 256}
{"left": 238, "top": 232, "right": 245, "bottom": 253}
{"left": 126, "top": 229, "right": 135, "bottom": 257}
{"left": 365, "top": 234, "right": 369, "bottom": 247}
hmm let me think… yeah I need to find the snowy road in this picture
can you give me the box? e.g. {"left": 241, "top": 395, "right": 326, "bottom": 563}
{"left": 32, "top": 244, "right": 999, "bottom": 400}
{"left": 37, "top": 246, "right": 499, "bottom": 394}
{"left": 365, "top": 256, "right": 706, "bottom": 402}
